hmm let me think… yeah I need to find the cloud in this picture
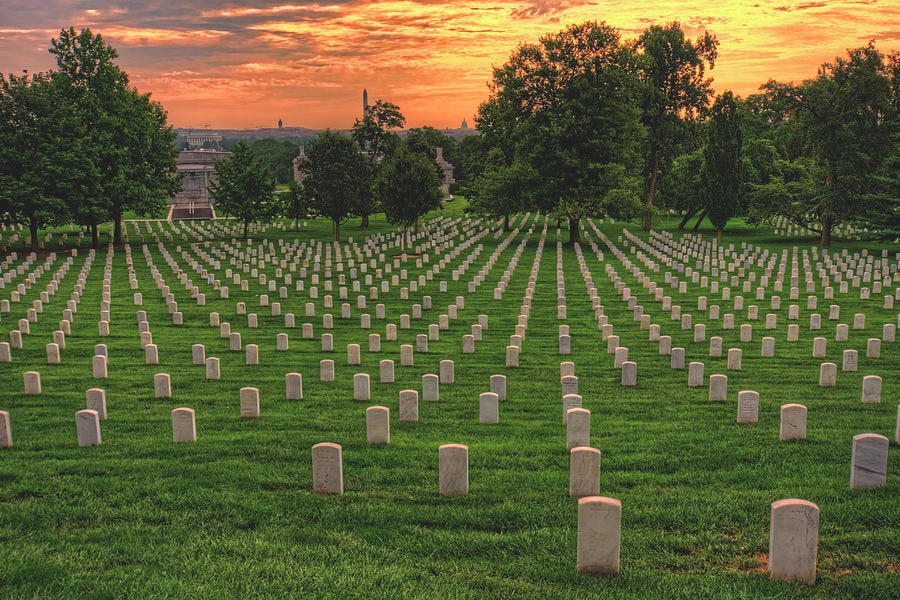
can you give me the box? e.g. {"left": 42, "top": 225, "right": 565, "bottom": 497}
{"left": 511, "top": 0, "right": 594, "bottom": 19}
{"left": 773, "top": 2, "right": 826, "bottom": 11}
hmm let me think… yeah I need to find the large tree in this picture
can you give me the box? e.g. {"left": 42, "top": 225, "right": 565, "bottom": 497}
{"left": 0, "top": 71, "right": 92, "bottom": 251}
{"left": 477, "top": 21, "right": 645, "bottom": 243}
{"left": 634, "top": 22, "right": 718, "bottom": 230}
{"left": 752, "top": 43, "right": 897, "bottom": 244}
{"left": 300, "top": 130, "right": 371, "bottom": 242}
{"left": 376, "top": 142, "right": 443, "bottom": 249}
{"left": 209, "top": 141, "right": 276, "bottom": 239}
{"left": 49, "top": 27, "right": 179, "bottom": 246}
{"left": 468, "top": 148, "right": 535, "bottom": 231}
{"left": 351, "top": 99, "right": 405, "bottom": 228}
{"left": 703, "top": 92, "right": 743, "bottom": 242}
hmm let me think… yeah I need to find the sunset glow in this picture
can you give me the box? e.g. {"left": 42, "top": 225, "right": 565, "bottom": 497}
{"left": 0, "top": 1, "right": 897, "bottom": 130}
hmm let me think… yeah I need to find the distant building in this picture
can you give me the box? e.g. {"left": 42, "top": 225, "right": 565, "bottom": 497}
{"left": 170, "top": 150, "right": 229, "bottom": 220}
{"left": 278, "top": 118, "right": 283, "bottom": 129}
{"left": 436, "top": 147, "right": 454, "bottom": 197}
{"left": 460, "top": 118, "right": 468, "bottom": 130}
{"left": 292, "top": 146, "right": 307, "bottom": 184}
{"left": 363, "top": 89, "right": 369, "bottom": 120}
{"left": 185, "top": 130, "right": 222, "bottom": 149}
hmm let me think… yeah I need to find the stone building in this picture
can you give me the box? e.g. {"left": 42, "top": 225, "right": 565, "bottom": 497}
{"left": 170, "top": 150, "right": 229, "bottom": 220}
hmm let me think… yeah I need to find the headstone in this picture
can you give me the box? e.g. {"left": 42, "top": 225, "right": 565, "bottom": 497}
{"left": 769, "top": 499, "right": 818, "bottom": 585}
{"left": 491, "top": 374, "right": 507, "bottom": 401}
{"left": 812, "top": 337, "right": 826, "bottom": 358}
{"left": 366, "top": 406, "right": 390, "bottom": 444}
{"left": 563, "top": 394, "right": 583, "bottom": 424}
{"left": 171, "top": 408, "right": 197, "bottom": 442}
{"left": 737, "top": 390, "right": 760, "bottom": 423}
{"left": 861, "top": 375, "right": 881, "bottom": 403}
{"left": 439, "top": 444, "right": 469, "bottom": 496}
{"left": 240, "top": 387, "right": 260, "bottom": 418}
{"left": 0, "top": 411, "right": 10, "bottom": 448}
{"left": 866, "top": 338, "right": 880, "bottom": 359}
{"left": 688, "top": 362, "right": 704, "bottom": 387}
{"left": 312, "top": 442, "right": 343, "bottom": 494}
{"left": 379, "top": 359, "right": 394, "bottom": 383}
{"left": 320, "top": 359, "right": 335, "bottom": 381}
{"left": 440, "top": 360, "right": 455, "bottom": 384}
{"left": 245, "top": 344, "right": 259, "bottom": 365}
{"left": 285, "top": 373, "right": 303, "bottom": 400}
{"left": 621, "top": 361, "right": 636, "bottom": 387}
{"left": 399, "top": 390, "right": 419, "bottom": 422}
{"left": 92, "top": 355, "right": 107, "bottom": 379}
{"left": 569, "top": 447, "right": 601, "bottom": 498}
{"left": 506, "top": 345, "right": 519, "bottom": 367}
{"left": 727, "top": 348, "right": 742, "bottom": 370}
{"left": 567, "top": 408, "right": 590, "bottom": 449}
{"left": 819, "top": 363, "right": 836, "bottom": 387}
{"left": 422, "top": 374, "right": 439, "bottom": 401}
{"left": 576, "top": 496, "right": 621, "bottom": 576}
{"left": 709, "top": 374, "right": 727, "bottom": 401}
{"left": 670, "top": 348, "right": 685, "bottom": 369}
{"left": 400, "top": 344, "right": 414, "bottom": 366}
{"left": 850, "top": 433, "right": 889, "bottom": 489}
{"left": 780, "top": 404, "right": 807, "bottom": 440}
{"left": 479, "top": 392, "right": 499, "bottom": 424}
{"left": 23, "top": 372, "right": 42, "bottom": 396}
{"left": 354, "top": 373, "right": 371, "bottom": 401}
{"left": 192, "top": 344, "right": 206, "bottom": 365}
{"left": 75, "top": 409, "right": 101, "bottom": 447}
{"left": 841, "top": 349, "right": 857, "bottom": 372}
{"left": 85, "top": 388, "right": 107, "bottom": 420}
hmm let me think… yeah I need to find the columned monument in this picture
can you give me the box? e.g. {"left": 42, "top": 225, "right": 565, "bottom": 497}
{"left": 170, "top": 150, "right": 229, "bottom": 220}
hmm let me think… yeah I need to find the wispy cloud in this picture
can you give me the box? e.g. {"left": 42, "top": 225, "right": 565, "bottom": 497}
{"left": 0, "top": 0, "right": 896, "bottom": 129}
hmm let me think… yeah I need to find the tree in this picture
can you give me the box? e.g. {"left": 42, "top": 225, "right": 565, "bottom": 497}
{"left": 755, "top": 43, "right": 896, "bottom": 244}
{"left": 49, "top": 27, "right": 179, "bottom": 246}
{"left": 282, "top": 179, "right": 308, "bottom": 231}
{"left": 209, "top": 141, "right": 276, "bottom": 239}
{"left": 299, "top": 130, "right": 371, "bottom": 242}
{"left": 351, "top": 99, "right": 405, "bottom": 228}
{"left": 376, "top": 142, "right": 443, "bottom": 249}
{"left": 477, "top": 21, "right": 644, "bottom": 243}
{"left": 468, "top": 148, "right": 534, "bottom": 230}
{"left": 249, "top": 139, "right": 301, "bottom": 184}
{"left": 634, "top": 22, "right": 718, "bottom": 230}
{"left": 703, "top": 92, "right": 743, "bottom": 242}
{"left": 0, "top": 71, "right": 91, "bottom": 251}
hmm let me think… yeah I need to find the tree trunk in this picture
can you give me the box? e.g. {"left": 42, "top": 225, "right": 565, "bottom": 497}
{"left": 333, "top": 219, "right": 341, "bottom": 242}
{"left": 820, "top": 218, "right": 832, "bottom": 246}
{"left": 643, "top": 152, "right": 659, "bottom": 231}
{"left": 716, "top": 227, "right": 723, "bottom": 243}
{"left": 503, "top": 214, "right": 510, "bottom": 231}
{"left": 294, "top": 217, "right": 299, "bottom": 232}
{"left": 113, "top": 210, "right": 123, "bottom": 245}
{"left": 28, "top": 218, "right": 39, "bottom": 252}
{"left": 678, "top": 208, "right": 697, "bottom": 230}
{"left": 243, "top": 220, "right": 249, "bottom": 240}
{"left": 90, "top": 223, "right": 99, "bottom": 249}
{"left": 691, "top": 209, "right": 707, "bottom": 232}
{"left": 361, "top": 213, "right": 369, "bottom": 229}
{"left": 568, "top": 218, "right": 581, "bottom": 244}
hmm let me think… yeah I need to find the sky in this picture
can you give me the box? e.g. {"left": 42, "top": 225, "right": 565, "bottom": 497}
{"left": 0, "top": 1, "right": 897, "bottom": 130}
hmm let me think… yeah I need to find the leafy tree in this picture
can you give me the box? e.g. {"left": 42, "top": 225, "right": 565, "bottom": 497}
{"left": 454, "top": 134, "right": 488, "bottom": 195}
{"left": 468, "top": 148, "right": 534, "bottom": 230}
{"left": 249, "top": 139, "right": 300, "bottom": 184}
{"left": 299, "top": 130, "right": 371, "bottom": 242}
{"left": 661, "top": 147, "right": 707, "bottom": 229}
{"left": 351, "top": 99, "right": 405, "bottom": 228}
{"left": 634, "top": 22, "right": 718, "bottom": 230}
{"left": 282, "top": 179, "right": 308, "bottom": 231}
{"left": 703, "top": 92, "right": 743, "bottom": 242}
{"left": 49, "top": 27, "right": 178, "bottom": 246}
{"left": 477, "top": 21, "right": 644, "bottom": 243}
{"left": 0, "top": 71, "right": 92, "bottom": 251}
{"left": 376, "top": 142, "right": 443, "bottom": 249}
{"left": 755, "top": 43, "right": 896, "bottom": 244}
{"left": 209, "top": 141, "right": 277, "bottom": 239}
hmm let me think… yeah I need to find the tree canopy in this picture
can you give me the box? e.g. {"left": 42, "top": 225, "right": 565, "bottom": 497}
{"left": 209, "top": 141, "right": 277, "bottom": 239}
{"left": 376, "top": 142, "right": 443, "bottom": 248}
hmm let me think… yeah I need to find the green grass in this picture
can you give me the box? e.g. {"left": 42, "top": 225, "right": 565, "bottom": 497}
{"left": 0, "top": 207, "right": 897, "bottom": 599}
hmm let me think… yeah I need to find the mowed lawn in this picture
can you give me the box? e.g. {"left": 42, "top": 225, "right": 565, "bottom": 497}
{"left": 0, "top": 207, "right": 897, "bottom": 599}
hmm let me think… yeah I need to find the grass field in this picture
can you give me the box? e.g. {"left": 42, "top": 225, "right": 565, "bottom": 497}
{"left": 0, "top": 205, "right": 897, "bottom": 599}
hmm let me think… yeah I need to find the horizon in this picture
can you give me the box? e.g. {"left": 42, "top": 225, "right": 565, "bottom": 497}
{"left": 1, "top": 1, "right": 897, "bottom": 130}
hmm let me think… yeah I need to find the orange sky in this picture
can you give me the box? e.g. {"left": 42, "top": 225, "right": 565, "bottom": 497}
{"left": 0, "top": 1, "right": 897, "bottom": 130}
